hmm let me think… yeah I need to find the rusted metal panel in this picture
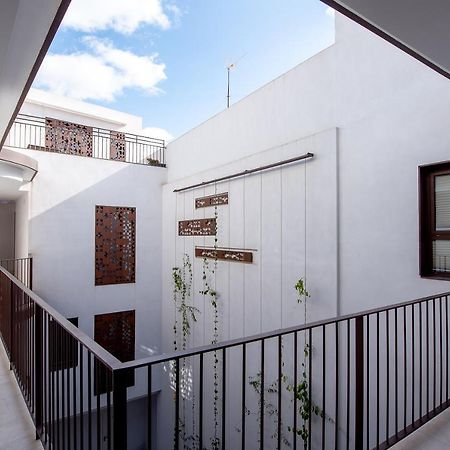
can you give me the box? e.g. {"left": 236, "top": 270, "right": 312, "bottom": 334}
{"left": 45, "top": 117, "right": 93, "bottom": 156}
{"left": 110, "top": 131, "right": 126, "bottom": 161}
{"left": 195, "top": 247, "right": 253, "bottom": 263}
{"left": 179, "top": 218, "right": 217, "bottom": 236}
{"left": 195, "top": 192, "right": 229, "bottom": 209}
{"left": 95, "top": 206, "right": 136, "bottom": 286}
{"left": 94, "top": 310, "right": 135, "bottom": 394}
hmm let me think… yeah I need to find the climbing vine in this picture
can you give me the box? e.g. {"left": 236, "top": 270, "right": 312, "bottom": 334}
{"left": 246, "top": 277, "right": 324, "bottom": 448}
{"left": 172, "top": 253, "right": 200, "bottom": 449}
{"left": 199, "top": 204, "right": 221, "bottom": 449}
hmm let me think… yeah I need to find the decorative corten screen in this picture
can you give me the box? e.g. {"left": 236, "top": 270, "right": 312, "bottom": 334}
{"left": 195, "top": 247, "right": 253, "bottom": 263}
{"left": 178, "top": 218, "right": 217, "bottom": 236}
{"left": 195, "top": 192, "right": 229, "bottom": 209}
{"left": 110, "top": 131, "right": 126, "bottom": 161}
{"left": 95, "top": 206, "right": 136, "bottom": 286}
{"left": 94, "top": 310, "right": 135, "bottom": 394}
{"left": 45, "top": 118, "right": 93, "bottom": 156}
{"left": 49, "top": 317, "right": 79, "bottom": 371}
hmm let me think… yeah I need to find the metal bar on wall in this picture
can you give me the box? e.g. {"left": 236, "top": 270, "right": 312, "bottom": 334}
{"left": 173, "top": 152, "right": 314, "bottom": 193}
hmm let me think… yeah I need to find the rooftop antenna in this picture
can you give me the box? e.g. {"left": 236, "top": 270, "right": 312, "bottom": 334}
{"left": 226, "top": 53, "right": 247, "bottom": 108}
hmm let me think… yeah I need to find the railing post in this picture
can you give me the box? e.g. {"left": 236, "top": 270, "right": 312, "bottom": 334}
{"left": 113, "top": 368, "right": 128, "bottom": 450}
{"left": 29, "top": 256, "right": 33, "bottom": 290}
{"left": 35, "top": 305, "right": 43, "bottom": 440}
{"left": 355, "top": 316, "right": 364, "bottom": 449}
{"left": 9, "top": 279, "right": 14, "bottom": 370}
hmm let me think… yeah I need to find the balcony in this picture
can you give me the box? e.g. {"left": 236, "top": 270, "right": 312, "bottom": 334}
{"left": 2, "top": 259, "right": 450, "bottom": 449}
{"left": 3, "top": 114, "right": 166, "bottom": 167}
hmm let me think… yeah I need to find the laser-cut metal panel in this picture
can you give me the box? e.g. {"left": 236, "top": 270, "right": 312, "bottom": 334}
{"left": 110, "top": 131, "right": 126, "bottom": 161}
{"left": 49, "top": 317, "right": 79, "bottom": 372}
{"left": 178, "top": 218, "right": 217, "bottom": 236}
{"left": 94, "top": 310, "right": 135, "bottom": 394}
{"left": 45, "top": 118, "right": 93, "bottom": 156}
{"left": 195, "top": 247, "right": 253, "bottom": 263}
{"left": 95, "top": 206, "right": 136, "bottom": 286}
{"left": 195, "top": 192, "right": 229, "bottom": 209}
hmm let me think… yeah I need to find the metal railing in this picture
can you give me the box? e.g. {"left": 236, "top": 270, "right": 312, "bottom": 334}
{"left": 4, "top": 114, "right": 166, "bottom": 167}
{"left": 127, "top": 292, "right": 450, "bottom": 449}
{"left": 0, "top": 257, "right": 32, "bottom": 288}
{"left": 1, "top": 258, "right": 450, "bottom": 449}
{"left": 0, "top": 264, "right": 124, "bottom": 450}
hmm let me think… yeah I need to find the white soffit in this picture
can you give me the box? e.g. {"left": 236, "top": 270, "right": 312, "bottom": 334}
{"left": 322, "top": 0, "right": 450, "bottom": 79}
{"left": 0, "top": 0, "right": 71, "bottom": 149}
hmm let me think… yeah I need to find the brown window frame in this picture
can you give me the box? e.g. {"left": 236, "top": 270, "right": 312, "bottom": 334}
{"left": 419, "top": 161, "right": 450, "bottom": 279}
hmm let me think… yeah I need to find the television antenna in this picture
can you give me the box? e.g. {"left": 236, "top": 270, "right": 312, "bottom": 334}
{"left": 226, "top": 53, "right": 247, "bottom": 108}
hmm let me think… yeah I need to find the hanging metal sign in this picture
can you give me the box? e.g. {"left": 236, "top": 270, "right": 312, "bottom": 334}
{"left": 195, "top": 247, "right": 253, "bottom": 263}
{"left": 195, "top": 192, "right": 229, "bottom": 209}
{"left": 178, "top": 218, "right": 217, "bottom": 236}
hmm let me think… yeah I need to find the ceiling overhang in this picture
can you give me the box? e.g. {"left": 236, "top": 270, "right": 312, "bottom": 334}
{"left": 0, "top": 0, "right": 71, "bottom": 150}
{"left": 0, "top": 148, "right": 38, "bottom": 200}
{"left": 321, "top": 0, "right": 450, "bottom": 80}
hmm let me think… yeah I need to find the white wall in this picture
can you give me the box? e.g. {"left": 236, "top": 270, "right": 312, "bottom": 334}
{"left": 165, "top": 14, "right": 450, "bottom": 320}
{"left": 14, "top": 191, "right": 29, "bottom": 258}
{"left": 22, "top": 89, "right": 143, "bottom": 133}
{"left": 26, "top": 148, "right": 166, "bottom": 400}
{"left": 157, "top": 16, "right": 450, "bottom": 447}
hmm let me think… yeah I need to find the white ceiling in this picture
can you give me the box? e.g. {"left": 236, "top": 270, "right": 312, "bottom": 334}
{"left": 322, "top": 0, "right": 450, "bottom": 79}
{"left": 0, "top": 0, "right": 70, "bottom": 148}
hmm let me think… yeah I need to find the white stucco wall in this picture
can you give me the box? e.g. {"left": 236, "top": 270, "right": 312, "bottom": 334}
{"left": 156, "top": 15, "right": 450, "bottom": 448}
{"left": 22, "top": 88, "right": 143, "bottom": 132}
{"left": 165, "top": 14, "right": 450, "bottom": 321}
{"left": 14, "top": 191, "right": 29, "bottom": 259}
{"left": 26, "top": 149, "right": 166, "bottom": 381}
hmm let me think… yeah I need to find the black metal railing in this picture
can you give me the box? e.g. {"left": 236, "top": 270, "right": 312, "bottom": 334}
{"left": 1, "top": 258, "right": 450, "bottom": 449}
{"left": 0, "top": 265, "right": 124, "bottom": 450}
{"left": 0, "top": 257, "right": 32, "bottom": 288}
{"left": 4, "top": 114, "right": 166, "bottom": 167}
{"left": 124, "top": 291, "right": 450, "bottom": 450}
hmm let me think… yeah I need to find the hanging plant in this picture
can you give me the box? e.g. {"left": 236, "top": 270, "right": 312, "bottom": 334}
{"left": 199, "top": 203, "right": 221, "bottom": 449}
{"left": 172, "top": 254, "right": 198, "bottom": 351}
{"left": 294, "top": 278, "right": 310, "bottom": 303}
{"left": 172, "top": 253, "right": 200, "bottom": 449}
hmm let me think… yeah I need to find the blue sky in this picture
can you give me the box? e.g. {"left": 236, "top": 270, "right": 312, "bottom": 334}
{"left": 34, "top": 0, "right": 335, "bottom": 140}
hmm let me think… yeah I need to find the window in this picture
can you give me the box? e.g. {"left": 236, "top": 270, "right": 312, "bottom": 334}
{"left": 419, "top": 162, "right": 450, "bottom": 278}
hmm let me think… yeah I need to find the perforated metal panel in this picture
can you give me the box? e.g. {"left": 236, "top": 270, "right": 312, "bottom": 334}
{"left": 45, "top": 118, "right": 93, "bottom": 156}
{"left": 95, "top": 206, "right": 136, "bottom": 286}
{"left": 195, "top": 247, "right": 253, "bottom": 263}
{"left": 178, "top": 218, "right": 217, "bottom": 236}
{"left": 110, "top": 131, "right": 126, "bottom": 161}
{"left": 94, "top": 310, "right": 135, "bottom": 394}
{"left": 195, "top": 192, "right": 229, "bottom": 208}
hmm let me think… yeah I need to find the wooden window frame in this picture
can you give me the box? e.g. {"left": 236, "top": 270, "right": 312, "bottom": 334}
{"left": 419, "top": 161, "right": 450, "bottom": 279}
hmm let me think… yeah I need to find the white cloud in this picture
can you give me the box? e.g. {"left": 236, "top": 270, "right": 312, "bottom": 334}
{"left": 62, "top": 0, "right": 171, "bottom": 34}
{"left": 35, "top": 38, "right": 166, "bottom": 102}
{"left": 142, "top": 126, "right": 173, "bottom": 142}
{"left": 325, "top": 6, "right": 335, "bottom": 17}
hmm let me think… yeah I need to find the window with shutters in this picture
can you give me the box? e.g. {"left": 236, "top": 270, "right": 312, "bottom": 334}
{"left": 419, "top": 162, "right": 450, "bottom": 278}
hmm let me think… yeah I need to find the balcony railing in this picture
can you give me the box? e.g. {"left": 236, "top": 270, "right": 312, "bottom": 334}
{"left": 4, "top": 114, "right": 166, "bottom": 167}
{"left": 0, "top": 257, "right": 32, "bottom": 288}
{"left": 1, "top": 260, "right": 450, "bottom": 449}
